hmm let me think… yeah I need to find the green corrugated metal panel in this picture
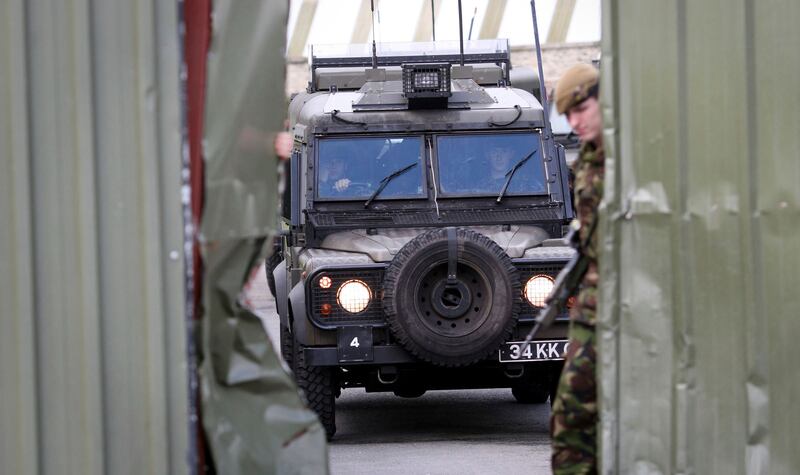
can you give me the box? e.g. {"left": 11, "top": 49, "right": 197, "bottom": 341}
{"left": 197, "top": 0, "right": 330, "bottom": 472}
{"left": 600, "top": 1, "right": 800, "bottom": 473}
{"left": 201, "top": 0, "right": 284, "bottom": 240}
{"left": 0, "top": 0, "right": 188, "bottom": 474}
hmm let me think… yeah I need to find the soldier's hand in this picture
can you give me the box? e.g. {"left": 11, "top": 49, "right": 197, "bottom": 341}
{"left": 334, "top": 178, "right": 351, "bottom": 192}
{"left": 273, "top": 131, "right": 292, "bottom": 160}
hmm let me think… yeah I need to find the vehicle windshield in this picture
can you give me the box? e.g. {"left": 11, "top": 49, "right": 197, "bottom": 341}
{"left": 436, "top": 133, "right": 546, "bottom": 196}
{"left": 317, "top": 136, "right": 425, "bottom": 200}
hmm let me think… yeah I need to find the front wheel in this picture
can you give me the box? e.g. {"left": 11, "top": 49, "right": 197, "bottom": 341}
{"left": 512, "top": 365, "right": 563, "bottom": 405}
{"left": 279, "top": 323, "right": 293, "bottom": 369}
{"left": 292, "top": 340, "right": 336, "bottom": 440}
{"left": 511, "top": 384, "right": 550, "bottom": 404}
{"left": 265, "top": 250, "right": 282, "bottom": 298}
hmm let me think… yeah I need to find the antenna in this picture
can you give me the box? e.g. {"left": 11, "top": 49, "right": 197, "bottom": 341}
{"left": 457, "top": 0, "right": 465, "bottom": 66}
{"left": 431, "top": 0, "right": 436, "bottom": 42}
{"left": 370, "top": 0, "right": 378, "bottom": 68}
{"left": 530, "top": 0, "right": 552, "bottom": 137}
{"left": 467, "top": 7, "right": 477, "bottom": 40}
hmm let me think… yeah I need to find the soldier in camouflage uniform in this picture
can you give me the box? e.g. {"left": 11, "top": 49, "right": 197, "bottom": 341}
{"left": 550, "top": 63, "right": 603, "bottom": 475}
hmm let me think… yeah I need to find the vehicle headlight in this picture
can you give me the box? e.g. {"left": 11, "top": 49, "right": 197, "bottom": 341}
{"left": 402, "top": 63, "right": 452, "bottom": 98}
{"left": 524, "top": 274, "right": 554, "bottom": 307}
{"left": 336, "top": 279, "right": 372, "bottom": 313}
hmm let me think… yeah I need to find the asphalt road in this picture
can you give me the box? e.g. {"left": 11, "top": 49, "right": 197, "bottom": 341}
{"left": 246, "top": 263, "right": 554, "bottom": 474}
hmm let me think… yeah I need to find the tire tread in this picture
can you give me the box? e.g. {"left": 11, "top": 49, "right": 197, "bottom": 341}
{"left": 293, "top": 341, "right": 336, "bottom": 439}
{"left": 383, "top": 228, "right": 520, "bottom": 367}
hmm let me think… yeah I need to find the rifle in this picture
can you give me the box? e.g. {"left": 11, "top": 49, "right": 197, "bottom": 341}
{"left": 519, "top": 218, "right": 597, "bottom": 354}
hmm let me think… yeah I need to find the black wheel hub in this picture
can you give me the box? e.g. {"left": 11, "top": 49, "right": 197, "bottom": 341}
{"left": 431, "top": 280, "right": 472, "bottom": 318}
{"left": 415, "top": 262, "right": 492, "bottom": 338}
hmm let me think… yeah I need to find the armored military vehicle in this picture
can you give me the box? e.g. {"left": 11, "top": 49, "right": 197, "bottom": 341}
{"left": 272, "top": 39, "right": 575, "bottom": 438}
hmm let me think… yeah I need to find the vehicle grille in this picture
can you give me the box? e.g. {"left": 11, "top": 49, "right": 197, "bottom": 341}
{"left": 515, "top": 261, "right": 569, "bottom": 318}
{"left": 307, "top": 261, "right": 569, "bottom": 328}
{"left": 308, "top": 207, "right": 563, "bottom": 228}
{"left": 435, "top": 208, "right": 560, "bottom": 224}
{"left": 309, "top": 268, "right": 386, "bottom": 327}
{"left": 332, "top": 215, "right": 396, "bottom": 226}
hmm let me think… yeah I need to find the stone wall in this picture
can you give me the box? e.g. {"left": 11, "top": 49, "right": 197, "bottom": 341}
{"left": 512, "top": 42, "right": 600, "bottom": 91}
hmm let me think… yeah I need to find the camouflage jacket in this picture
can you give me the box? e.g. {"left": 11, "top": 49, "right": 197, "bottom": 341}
{"left": 570, "top": 141, "right": 604, "bottom": 326}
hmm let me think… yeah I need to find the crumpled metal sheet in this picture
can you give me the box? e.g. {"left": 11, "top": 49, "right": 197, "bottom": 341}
{"left": 200, "top": 239, "right": 328, "bottom": 475}
{"left": 201, "top": 0, "right": 287, "bottom": 241}
{"left": 599, "top": 1, "right": 800, "bottom": 474}
{"left": 198, "top": 0, "right": 329, "bottom": 473}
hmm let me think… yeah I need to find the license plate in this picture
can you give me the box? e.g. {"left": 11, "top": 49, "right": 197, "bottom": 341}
{"left": 499, "top": 340, "right": 568, "bottom": 362}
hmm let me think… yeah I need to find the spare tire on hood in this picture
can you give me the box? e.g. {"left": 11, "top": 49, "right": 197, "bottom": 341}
{"left": 383, "top": 228, "right": 520, "bottom": 366}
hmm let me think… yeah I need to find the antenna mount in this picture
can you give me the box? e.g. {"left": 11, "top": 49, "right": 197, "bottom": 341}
{"left": 457, "top": 0, "right": 465, "bottom": 66}
{"left": 530, "top": 0, "right": 552, "bottom": 137}
{"left": 431, "top": 0, "right": 437, "bottom": 42}
{"left": 370, "top": 0, "right": 378, "bottom": 69}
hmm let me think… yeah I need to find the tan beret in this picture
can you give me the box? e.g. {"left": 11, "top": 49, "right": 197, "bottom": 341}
{"left": 555, "top": 64, "right": 599, "bottom": 114}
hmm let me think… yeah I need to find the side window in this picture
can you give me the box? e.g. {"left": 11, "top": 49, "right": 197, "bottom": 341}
{"left": 280, "top": 150, "right": 297, "bottom": 220}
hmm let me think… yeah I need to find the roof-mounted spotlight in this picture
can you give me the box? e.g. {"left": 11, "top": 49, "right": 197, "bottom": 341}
{"left": 402, "top": 63, "right": 452, "bottom": 99}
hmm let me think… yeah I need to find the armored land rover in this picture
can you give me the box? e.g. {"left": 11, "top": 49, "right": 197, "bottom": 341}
{"left": 272, "top": 40, "right": 575, "bottom": 439}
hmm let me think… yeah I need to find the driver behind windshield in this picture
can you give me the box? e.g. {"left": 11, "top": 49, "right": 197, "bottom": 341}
{"left": 318, "top": 137, "right": 424, "bottom": 199}
{"left": 319, "top": 156, "right": 351, "bottom": 194}
{"left": 318, "top": 139, "right": 367, "bottom": 196}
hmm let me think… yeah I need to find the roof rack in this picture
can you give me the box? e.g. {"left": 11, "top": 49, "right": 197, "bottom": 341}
{"left": 309, "top": 40, "right": 511, "bottom": 92}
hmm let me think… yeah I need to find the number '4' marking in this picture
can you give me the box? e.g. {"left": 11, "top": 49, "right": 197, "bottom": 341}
{"left": 350, "top": 337, "right": 360, "bottom": 348}
{"left": 522, "top": 344, "right": 533, "bottom": 358}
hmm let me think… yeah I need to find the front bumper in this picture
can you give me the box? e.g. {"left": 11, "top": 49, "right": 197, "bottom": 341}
{"left": 304, "top": 319, "right": 569, "bottom": 367}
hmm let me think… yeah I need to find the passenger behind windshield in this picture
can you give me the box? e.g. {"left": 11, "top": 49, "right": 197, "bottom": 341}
{"left": 317, "top": 137, "right": 425, "bottom": 200}
{"left": 483, "top": 145, "right": 516, "bottom": 189}
{"left": 437, "top": 134, "right": 546, "bottom": 196}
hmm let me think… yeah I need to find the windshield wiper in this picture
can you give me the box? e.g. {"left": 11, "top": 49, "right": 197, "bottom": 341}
{"left": 496, "top": 149, "right": 537, "bottom": 204}
{"left": 364, "top": 162, "right": 419, "bottom": 208}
